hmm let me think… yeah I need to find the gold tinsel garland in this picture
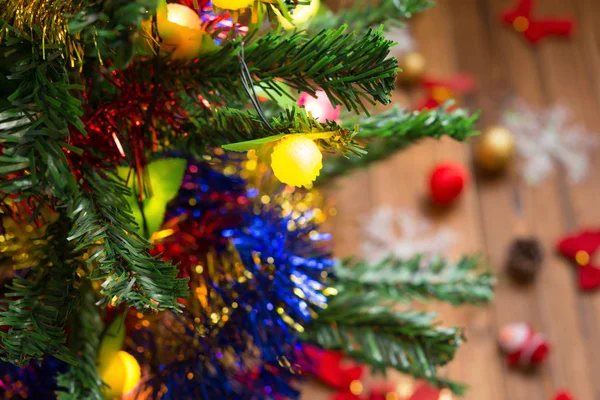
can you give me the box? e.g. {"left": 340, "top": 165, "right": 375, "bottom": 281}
{"left": 0, "top": 0, "right": 84, "bottom": 65}
{"left": 0, "top": 217, "right": 47, "bottom": 274}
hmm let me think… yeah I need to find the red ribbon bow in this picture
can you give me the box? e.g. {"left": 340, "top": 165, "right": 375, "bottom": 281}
{"left": 416, "top": 75, "right": 476, "bottom": 111}
{"left": 501, "top": 0, "right": 574, "bottom": 45}
{"left": 556, "top": 231, "right": 600, "bottom": 291}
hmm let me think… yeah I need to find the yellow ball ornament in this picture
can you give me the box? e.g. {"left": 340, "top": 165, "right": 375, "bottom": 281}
{"left": 270, "top": 136, "right": 323, "bottom": 188}
{"left": 157, "top": 3, "right": 204, "bottom": 60}
{"left": 212, "top": 0, "right": 254, "bottom": 10}
{"left": 276, "top": 0, "right": 321, "bottom": 30}
{"left": 476, "top": 125, "right": 516, "bottom": 172}
{"left": 98, "top": 350, "right": 142, "bottom": 399}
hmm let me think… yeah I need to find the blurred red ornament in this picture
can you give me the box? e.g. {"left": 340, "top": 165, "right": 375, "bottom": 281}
{"left": 298, "top": 91, "right": 341, "bottom": 122}
{"left": 497, "top": 323, "right": 550, "bottom": 367}
{"left": 553, "top": 390, "right": 575, "bottom": 400}
{"left": 367, "top": 385, "right": 396, "bottom": 400}
{"left": 409, "top": 382, "right": 440, "bottom": 400}
{"left": 429, "top": 162, "right": 468, "bottom": 206}
{"left": 501, "top": 0, "right": 574, "bottom": 45}
{"left": 556, "top": 230, "right": 600, "bottom": 291}
{"left": 416, "top": 75, "right": 476, "bottom": 111}
{"left": 330, "top": 384, "right": 397, "bottom": 400}
{"left": 301, "top": 345, "right": 364, "bottom": 392}
{"left": 332, "top": 393, "right": 361, "bottom": 400}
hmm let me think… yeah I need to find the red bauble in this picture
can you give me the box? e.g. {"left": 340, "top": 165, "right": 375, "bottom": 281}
{"left": 429, "top": 162, "right": 468, "bottom": 205}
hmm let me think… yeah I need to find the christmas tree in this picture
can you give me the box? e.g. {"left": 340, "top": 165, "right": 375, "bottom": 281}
{"left": 0, "top": 0, "right": 493, "bottom": 399}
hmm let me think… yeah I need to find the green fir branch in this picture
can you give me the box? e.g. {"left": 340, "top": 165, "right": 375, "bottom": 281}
{"left": 334, "top": 256, "right": 494, "bottom": 306}
{"left": 67, "top": 169, "right": 189, "bottom": 312}
{"left": 0, "top": 44, "right": 83, "bottom": 201}
{"left": 304, "top": 290, "right": 466, "bottom": 394}
{"left": 0, "top": 218, "right": 80, "bottom": 366}
{"left": 56, "top": 280, "right": 104, "bottom": 400}
{"left": 180, "top": 106, "right": 363, "bottom": 158}
{"left": 68, "top": 0, "right": 158, "bottom": 68}
{"left": 167, "top": 26, "right": 397, "bottom": 114}
{"left": 317, "top": 104, "right": 479, "bottom": 184}
{"left": 306, "top": 0, "right": 434, "bottom": 35}
{"left": 0, "top": 41, "right": 188, "bottom": 315}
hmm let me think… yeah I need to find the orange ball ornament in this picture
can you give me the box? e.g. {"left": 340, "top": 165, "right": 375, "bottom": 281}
{"left": 212, "top": 0, "right": 254, "bottom": 10}
{"left": 270, "top": 135, "right": 323, "bottom": 187}
{"left": 157, "top": 3, "right": 204, "bottom": 60}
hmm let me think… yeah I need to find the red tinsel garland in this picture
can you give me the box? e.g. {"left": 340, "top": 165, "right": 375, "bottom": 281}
{"left": 66, "top": 64, "right": 188, "bottom": 196}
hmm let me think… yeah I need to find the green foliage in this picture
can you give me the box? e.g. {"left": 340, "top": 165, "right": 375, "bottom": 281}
{"left": 306, "top": 0, "right": 434, "bottom": 35}
{"left": 334, "top": 256, "right": 494, "bottom": 306}
{"left": 0, "top": 39, "right": 186, "bottom": 318}
{"left": 165, "top": 26, "right": 397, "bottom": 113}
{"left": 67, "top": 169, "right": 189, "bottom": 312}
{"left": 317, "top": 104, "right": 480, "bottom": 184}
{"left": 0, "top": 44, "right": 82, "bottom": 201}
{"left": 304, "top": 289, "right": 467, "bottom": 394}
{"left": 69, "top": 0, "right": 158, "bottom": 68}
{"left": 181, "top": 106, "right": 364, "bottom": 158}
{"left": 0, "top": 218, "right": 80, "bottom": 366}
{"left": 56, "top": 281, "right": 104, "bottom": 400}
{"left": 304, "top": 253, "right": 494, "bottom": 392}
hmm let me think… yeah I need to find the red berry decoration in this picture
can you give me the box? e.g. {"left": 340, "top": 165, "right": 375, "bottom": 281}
{"left": 429, "top": 162, "right": 468, "bottom": 205}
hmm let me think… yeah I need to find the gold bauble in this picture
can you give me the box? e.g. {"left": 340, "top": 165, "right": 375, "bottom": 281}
{"left": 98, "top": 351, "right": 141, "bottom": 399}
{"left": 397, "top": 51, "right": 426, "bottom": 84}
{"left": 157, "top": 3, "right": 204, "bottom": 60}
{"left": 476, "top": 126, "right": 515, "bottom": 172}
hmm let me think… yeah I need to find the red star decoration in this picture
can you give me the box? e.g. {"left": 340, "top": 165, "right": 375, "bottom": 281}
{"left": 501, "top": 0, "right": 574, "bottom": 45}
{"left": 556, "top": 230, "right": 600, "bottom": 291}
{"left": 416, "top": 75, "right": 476, "bottom": 111}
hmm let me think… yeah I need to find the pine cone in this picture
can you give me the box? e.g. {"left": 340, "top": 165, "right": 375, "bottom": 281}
{"left": 506, "top": 238, "right": 543, "bottom": 283}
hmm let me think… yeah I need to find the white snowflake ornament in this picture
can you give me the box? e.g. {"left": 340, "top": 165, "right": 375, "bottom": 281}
{"left": 387, "top": 26, "right": 415, "bottom": 56}
{"left": 361, "top": 207, "right": 458, "bottom": 264}
{"left": 503, "top": 100, "right": 599, "bottom": 185}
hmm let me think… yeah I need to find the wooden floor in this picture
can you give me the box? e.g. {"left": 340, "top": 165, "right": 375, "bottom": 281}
{"left": 303, "top": 0, "right": 600, "bottom": 399}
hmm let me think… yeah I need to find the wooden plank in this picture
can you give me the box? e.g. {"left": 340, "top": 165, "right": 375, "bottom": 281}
{"left": 407, "top": 3, "right": 506, "bottom": 400}
{"left": 455, "top": 0, "right": 596, "bottom": 398}
{"left": 567, "top": 2, "right": 600, "bottom": 400}
{"left": 532, "top": 0, "right": 600, "bottom": 398}
{"left": 446, "top": 0, "right": 552, "bottom": 399}
{"left": 304, "top": 0, "right": 600, "bottom": 398}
